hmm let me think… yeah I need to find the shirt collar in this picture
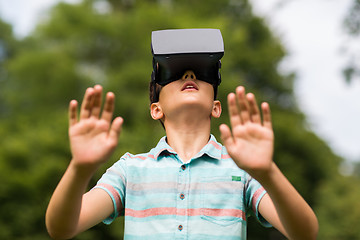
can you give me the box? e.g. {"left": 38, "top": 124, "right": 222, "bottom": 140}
{"left": 196, "top": 134, "right": 223, "bottom": 160}
{"left": 151, "top": 134, "right": 223, "bottom": 161}
{"left": 150, "top": 136, "right": 177, "bottom": 160}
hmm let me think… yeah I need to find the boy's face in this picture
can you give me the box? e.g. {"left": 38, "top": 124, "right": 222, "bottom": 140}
{"left": 150, "top": 70, "right": 221, "bottom": 122}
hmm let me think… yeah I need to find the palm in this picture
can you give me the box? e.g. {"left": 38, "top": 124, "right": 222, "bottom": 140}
{"left": 220, "top": 87, "right": 274, "bottom": 177}
{"left": 70, "top": 119, "right": 114, "bottom": 164}
{"left": 68, "top": 85, "right": 123, "bottom": 168}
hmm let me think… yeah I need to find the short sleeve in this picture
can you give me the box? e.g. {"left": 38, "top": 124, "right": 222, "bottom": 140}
{"left": 93, "top": 155, "right": 127, "bottom": 224}
{"left": 244, "top": 176, "right": 271, "bottom": 227}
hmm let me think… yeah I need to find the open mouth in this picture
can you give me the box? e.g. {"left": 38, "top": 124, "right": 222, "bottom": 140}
{"left": 181, "top": 81, "right": 199, "bottom": 91}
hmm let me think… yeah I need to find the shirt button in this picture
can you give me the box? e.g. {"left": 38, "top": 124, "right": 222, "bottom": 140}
{"left": 180, "top": 193, "right": 185, "bottom": 200}
{"left": 178, "top": 225, "right": 183, "bottom": 231}
{"left": 181, "top": 165, "right": 186, "bottom": 170}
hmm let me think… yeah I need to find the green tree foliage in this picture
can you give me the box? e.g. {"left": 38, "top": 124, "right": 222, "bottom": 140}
{"left": 316, "top": 174, "right": 360, "bottom": 240}
{"left": 0, "top": 0, "right": 347, "bottom": 239}
{"left": 0, "top": 19, "right": 18, "bottom": 117}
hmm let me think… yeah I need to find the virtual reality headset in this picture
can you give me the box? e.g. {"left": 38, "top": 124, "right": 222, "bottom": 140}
{"left": 151, "top": 29, "right": 224, "bottom": 86}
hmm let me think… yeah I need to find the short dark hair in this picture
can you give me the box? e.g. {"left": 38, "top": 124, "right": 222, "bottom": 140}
{"left": 149, "top": 80, "right": 163, "bottom": 105}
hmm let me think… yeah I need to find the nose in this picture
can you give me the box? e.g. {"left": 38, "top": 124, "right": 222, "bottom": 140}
{"left": 182, "top": 70, "right": 197, "bottom": 80}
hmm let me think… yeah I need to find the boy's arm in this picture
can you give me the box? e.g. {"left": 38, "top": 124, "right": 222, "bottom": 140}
{"left": 46, "top": 162, "right": 116, "bottom": 239}
{"left": 219, "top": 86, "right": 318, "bottom": 240}
{"left": 257, "top": 168, "right": 317, "bottom": 239}
{"left": 46, "top": 85, "right": 123, "bottom": 239}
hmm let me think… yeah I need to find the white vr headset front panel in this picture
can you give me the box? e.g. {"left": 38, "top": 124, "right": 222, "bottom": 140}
{"left": 151, "top": 29, "right": 224, "bottom": 55}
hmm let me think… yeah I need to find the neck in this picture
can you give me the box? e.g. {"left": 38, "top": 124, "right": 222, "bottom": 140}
{"left": 164, "top": 113, "right": 211, "bottom": 163}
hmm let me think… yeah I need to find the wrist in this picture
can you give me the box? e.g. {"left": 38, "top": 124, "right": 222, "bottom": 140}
{"left": 68, "top": 159, "right": 100, "bottom": 180}
{"left": 248, "top": 161, "right": 278, "bottom": 185}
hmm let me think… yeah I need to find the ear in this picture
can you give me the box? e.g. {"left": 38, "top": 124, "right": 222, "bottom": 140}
{"left": 211, "top": 100, "right": 222, "bottom": 118}
{"left": 150, "top": 102, "right": 164, "bottom": 120}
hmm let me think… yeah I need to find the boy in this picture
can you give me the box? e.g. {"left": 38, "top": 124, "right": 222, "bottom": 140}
{"left": 46, "top": 29, "right": 318, "bottom": 239}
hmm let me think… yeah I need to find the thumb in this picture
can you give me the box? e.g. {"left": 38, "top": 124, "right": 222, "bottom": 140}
{"left": 109, "top": 117, "right": 123, "bottom": 142}
{"left": 219, "top": 124, "right": 234, "bottom": 148}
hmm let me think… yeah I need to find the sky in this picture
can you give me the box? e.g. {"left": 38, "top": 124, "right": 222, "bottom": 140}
{"left": 250, "top": 0, "right": 360, "bottom": 163}
{"left": 0, "top": 0, "right": 359, "bottom": 162}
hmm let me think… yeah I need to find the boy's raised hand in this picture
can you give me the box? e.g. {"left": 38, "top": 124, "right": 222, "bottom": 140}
{"left": 220, "top": 86, "right": 274, "bottom": 180}
{"left": 68, "top": 85, "right": 123, "bottom": 170}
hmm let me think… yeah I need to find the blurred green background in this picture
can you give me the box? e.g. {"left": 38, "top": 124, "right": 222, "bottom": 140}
{"left": 1, "top": 0, "right": 360, "bottom": 239}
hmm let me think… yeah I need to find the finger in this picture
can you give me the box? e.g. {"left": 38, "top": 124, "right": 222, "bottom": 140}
{"left": 101, "top": 92, "right": 115, "bottom": 122}
{"left": 90, "top": 85, "right": 103, "bottom": 118}
{"left": 261, "top": 102, "right": 272, "bottom": 129}
{"left": 228, "top": 93, "right": 242, "bottom": 128}
{"left": 219, "top": 124, "right": 234, "bottom": 147}
{"left": 69, "top": 100, "right": 78, "bottom": 127}
{"left": 109, "top": 117, "right": 123, "bottom": 141}
{"left": 246, "top": 93, "right": 261, "bottom": 124}
{"left": 80, "top": 88, "right": 94, "bottom": 120}
{"left": 236, "top": 86, "right": 251, "bottom": 123}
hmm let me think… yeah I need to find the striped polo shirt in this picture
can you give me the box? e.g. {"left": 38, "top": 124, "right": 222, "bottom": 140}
{"left": 94, "top": 135, "right": 270, "bottom": 239}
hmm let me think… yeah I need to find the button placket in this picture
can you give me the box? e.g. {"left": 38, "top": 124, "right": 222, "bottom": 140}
{"left": 175, "top": 163, "right": 189, "bottom": 238}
